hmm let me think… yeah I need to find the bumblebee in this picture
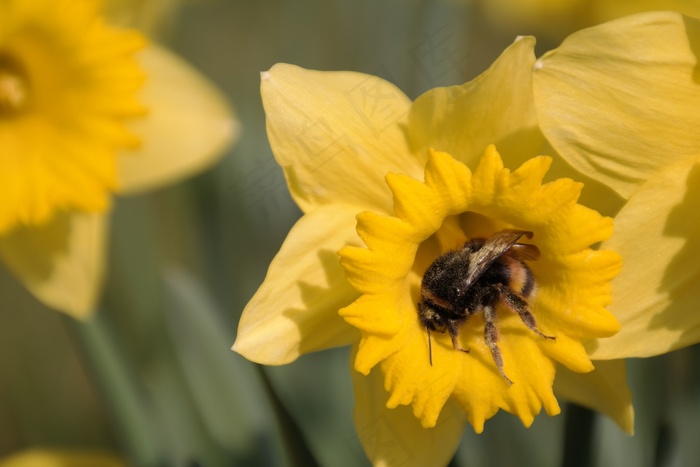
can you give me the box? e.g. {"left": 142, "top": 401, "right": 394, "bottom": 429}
{"left": 417, "top": 229, "right": 554, "bottom": 384}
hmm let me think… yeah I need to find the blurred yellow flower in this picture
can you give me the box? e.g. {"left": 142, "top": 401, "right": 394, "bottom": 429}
{"left": 0, "top": 449, "right": 123, "bottom": 467}
{"left": 0, "top": 0, "right": 236, "bottom": 318}
{"left": 235, "top": 10, "right": 700, "bottom": 466}
{"left": 472, "top": 0, "right": 700, "bottom": 38}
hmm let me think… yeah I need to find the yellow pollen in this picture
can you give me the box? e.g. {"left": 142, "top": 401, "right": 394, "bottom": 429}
{"left": 0, "top": 56, "right": 29, "bottom": 117}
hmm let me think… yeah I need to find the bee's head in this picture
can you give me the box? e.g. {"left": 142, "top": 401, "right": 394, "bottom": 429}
{"left": 417, "top": 301, "right": 447, "bottom": 333}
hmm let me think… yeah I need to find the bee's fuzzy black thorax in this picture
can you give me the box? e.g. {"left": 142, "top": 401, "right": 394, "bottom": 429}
{"left": 416, "top": 229, "right": 552, "bottom": 381}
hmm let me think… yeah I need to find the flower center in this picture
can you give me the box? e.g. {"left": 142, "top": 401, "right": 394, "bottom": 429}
{"left": 339, "top": 147, "right": 622, "bottom": 431}
{"left": 417, "top": 223, "right": 552, "bottom": 384}
{"left": 0, "top": 54, "right": 30, "bottom": 118}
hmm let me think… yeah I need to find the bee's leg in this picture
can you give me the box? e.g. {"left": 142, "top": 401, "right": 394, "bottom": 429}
{"left": 446, "top": 319, "right": 470, "bottom": 354}
{"left": 483, "top": 305, "right": 513, "bottom": 385}
{"left": 498, "top": 285, "right": 556, "bottom": 340}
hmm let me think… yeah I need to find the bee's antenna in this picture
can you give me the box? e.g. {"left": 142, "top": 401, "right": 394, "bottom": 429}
{"left": 427, "top": 325, "right": 433, "bottom": 366}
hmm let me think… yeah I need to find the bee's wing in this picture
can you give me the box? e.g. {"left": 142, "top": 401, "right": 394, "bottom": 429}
{"left": 511, "top": 243, "right": 541, "bottom": 261}
{"left": 463, "top": 229, "right": 534, "bottom": 288}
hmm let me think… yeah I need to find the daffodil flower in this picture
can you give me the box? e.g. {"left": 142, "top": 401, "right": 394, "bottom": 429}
{"left": 0, "top": 0, "right": 236, "bottom": 318}
{"left": 235, "top": 10, "right": 700, "bottom": 466}
{"left": 234, "top": 47, "right": 625, "bottom": 464}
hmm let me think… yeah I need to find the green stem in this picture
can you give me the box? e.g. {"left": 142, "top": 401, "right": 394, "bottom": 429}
{"left": 64, "top": 314, "right": 160, "bottom": 465}
{"left": 561, "top": 403, "right": 596, "bottom": 467}
{"left": 257, "top": 365, "right": 319, "bottom": 467}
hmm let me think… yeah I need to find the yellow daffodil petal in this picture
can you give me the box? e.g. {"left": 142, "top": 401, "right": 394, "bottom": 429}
{"left": 116, "top": 44, "right": 237, "bottom": 194}
{"left": 351, "top": 347, "right": 467, "bottom": 467}
{"left": 407, "top": 36, "right": 546, "bottom": 170}
{"left": 554, "top": 360, "right": 634, "bottom": 435}
{"left": 533, "top": 11, "right": 700, "bottom": 199}
{"left": 233, "top": 205, "right": 360, "bottom": 364}
{"left": 260, "top": 63, "right": 417, "bottom": 215}
{"left": 590, "top": 156, "right": 700, "bottom": 359}
{"left": 0, "top": 212, "right": 106, "bottom": 318}
{"left": 340, "top": 147, "right": 621, "bottom": 430}
{"left": 0, "top": 450, "right": 124, "bottom": 467}
{"left": 543, "top": 151, "right": 625, "bottom": 219}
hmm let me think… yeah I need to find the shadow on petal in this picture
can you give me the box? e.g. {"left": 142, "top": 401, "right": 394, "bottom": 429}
{"left": 282, "top": 248, "right": 359, "bottom": 356}
{"left": 654, "top": 162, "right": 700, "bottom": 341}
{"left": 589, "top": 157, "right": 700, "bottom": 359}
{"left": 0, "top": 214, "right": 71, "bottom": 280}
{"left": 685, "top": 16, "right": 700, "bottom": 84}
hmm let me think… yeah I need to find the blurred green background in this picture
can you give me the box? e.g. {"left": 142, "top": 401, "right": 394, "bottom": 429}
{"left": 1, "top": 1, "right": 699, "bottom": 466}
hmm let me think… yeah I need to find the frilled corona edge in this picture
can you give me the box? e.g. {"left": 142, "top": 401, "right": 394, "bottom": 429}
{"left": 338, "top": 146, "right": 622, "bottom": 431}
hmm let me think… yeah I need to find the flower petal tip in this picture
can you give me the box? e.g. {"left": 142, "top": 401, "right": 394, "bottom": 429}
{"left": 230, "top": 337, "right": 253, "bottom": 360}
